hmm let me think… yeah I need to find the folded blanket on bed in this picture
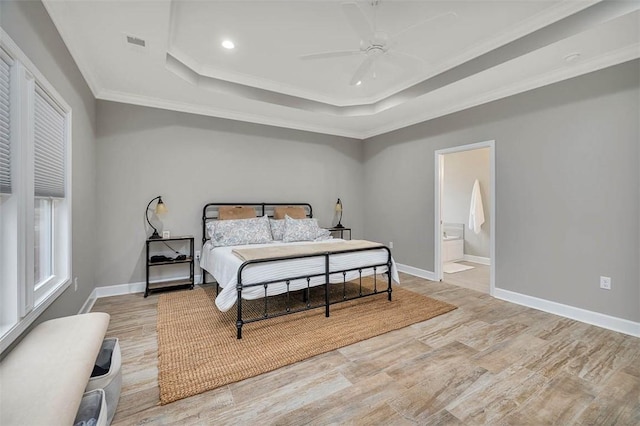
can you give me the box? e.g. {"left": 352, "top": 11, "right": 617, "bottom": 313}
{"left": 232, "top": 239, "right": 385, "bottom": 262}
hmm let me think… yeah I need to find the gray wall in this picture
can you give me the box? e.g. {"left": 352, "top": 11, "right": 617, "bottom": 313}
{"left": 443, "top": 148, "right": 491, "bottom": 258}
{"left": 95, "top": 101, "right": 363, "bottom": 287}
{"left": 1, "top": 1, "right": 97, "bottom": 322}
{"left": 363, "top": 60, "right": 639, "bottom": 322}
{"left": 3, "top": 0, "right": 637, "bottom": 330}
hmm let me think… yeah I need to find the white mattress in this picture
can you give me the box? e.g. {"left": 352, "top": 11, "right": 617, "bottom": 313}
{"left": 200, "top": 239, "right": 400, "bottom": 312}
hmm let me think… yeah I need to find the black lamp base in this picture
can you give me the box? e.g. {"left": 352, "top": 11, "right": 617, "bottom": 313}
{"left": 334, "top": 223, "right": 344, "bottom": 229}
{"left": 149, "top": 231, "right": 162, "bottom": 240}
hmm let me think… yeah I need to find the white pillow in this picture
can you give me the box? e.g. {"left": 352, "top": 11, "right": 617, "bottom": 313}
{"left": 282, "top": 215, "right": 319, "bottom": 242}
{"left": 210, "top": 215, "right": 273, "bottom": 247}
{"left": 315, "top": 228, "right": 332, "bottom": 241}
{"left": 269, "top": 219, "right": 285, "bottom": 241}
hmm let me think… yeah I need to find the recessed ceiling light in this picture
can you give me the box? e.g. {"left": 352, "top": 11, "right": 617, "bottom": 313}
{"left": 564, "top": 52, "right": 581, "bottom": 63}
{"left": 221, "top": 40, "right": 235, "bottom": 50}
{"left": 356, "top": 80, "right": 362, "bottom": 86}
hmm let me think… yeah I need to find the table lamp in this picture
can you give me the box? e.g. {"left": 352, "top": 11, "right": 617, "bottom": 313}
{"left": 146, "top": 196, "right": 168, "bottom": 239}
{"left": 334, "top": 198, "right": 344, "bottom": 229}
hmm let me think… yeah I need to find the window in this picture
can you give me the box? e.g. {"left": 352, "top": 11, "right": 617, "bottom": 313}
{"left": 34, "top": 198, "right": 53, "bottom": 289}
{"left": 0, "top": 30, "right": 72, "bottom": 353}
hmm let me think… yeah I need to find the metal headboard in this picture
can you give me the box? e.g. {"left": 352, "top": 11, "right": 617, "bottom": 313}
{"left": 201, "top": 202, "right": 313, "bottom": 245}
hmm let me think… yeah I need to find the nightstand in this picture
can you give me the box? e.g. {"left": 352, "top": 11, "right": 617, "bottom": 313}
{"left": 327, "top": 226, "right": 352, "bottom": 240}
{"left": 145, "top": 236, "right": 194, "bottom": 297}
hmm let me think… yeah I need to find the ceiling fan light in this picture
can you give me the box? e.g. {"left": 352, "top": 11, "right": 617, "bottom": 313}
{"left": 221, "top": 39, "right": 235, "bottom": 50}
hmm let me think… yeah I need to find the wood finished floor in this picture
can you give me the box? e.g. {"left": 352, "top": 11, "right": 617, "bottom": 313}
{"left": 92, "top": 273, "right": 640, "bottom": 425}
{"left": 444, "top": 262, "right": 490, "bottom": 294}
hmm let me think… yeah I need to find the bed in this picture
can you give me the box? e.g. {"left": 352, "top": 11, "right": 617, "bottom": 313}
{"left": 200, "top": 202, "right": 400, "bottom": 338}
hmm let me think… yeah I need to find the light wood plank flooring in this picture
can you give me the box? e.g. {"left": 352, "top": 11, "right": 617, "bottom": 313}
{"left": 444, "top": 262, "right": 490, "bottom": 293}
{"left": 92, "top": 273, "right": 640, "bottom": 425}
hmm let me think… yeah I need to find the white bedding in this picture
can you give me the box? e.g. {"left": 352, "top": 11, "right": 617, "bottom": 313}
{"left": 200, "top": 239, "right": 400, "bottom": 312}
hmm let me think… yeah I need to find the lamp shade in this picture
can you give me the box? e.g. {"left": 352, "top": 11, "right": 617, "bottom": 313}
{"left": 155, "top": 198, "right": 168, "bottom": 214}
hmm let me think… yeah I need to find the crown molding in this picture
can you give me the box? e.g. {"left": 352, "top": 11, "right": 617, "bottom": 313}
{"left": 98, "top": 43, "right": 638, "bottom": 141}
{"left": 167, "top": 46, "right": 359, "bottom": 107}
{"left": 361, "top": 44, "right": 640, "bottom": 139}
{"left": 371, "top": 0, "right": 602, "bottom": 104}
{"left": 95, "top": 88, "right": 364, "bottom": 139}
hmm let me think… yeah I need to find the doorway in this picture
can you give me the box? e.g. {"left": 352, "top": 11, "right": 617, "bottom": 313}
{"left": 434, "top": 140, "right": 495, "bottom": 295}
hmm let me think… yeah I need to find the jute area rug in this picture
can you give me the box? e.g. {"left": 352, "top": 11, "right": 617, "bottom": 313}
{"left": 156, "top": 278, "right": 456, "bottom": 404}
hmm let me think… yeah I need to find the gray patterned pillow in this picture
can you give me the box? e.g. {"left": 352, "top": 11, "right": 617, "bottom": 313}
{"left": 269, "top": 219, "right": 285, "bottom": 241}
{"left": 315, "top": 228, "right": 332, "bottom": 241}
{"left": 210, "top": 215, "right": 273, "bottom": 247}
{"left": 206, "top": 221, "right": 215, "bottom": 239}
{"left": 282, "top": 215, "right": 319, "bottom": 242}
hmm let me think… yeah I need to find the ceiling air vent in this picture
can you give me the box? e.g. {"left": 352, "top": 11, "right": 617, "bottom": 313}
{"left": 126, "top": 35, "right": 146, "bottom": 48}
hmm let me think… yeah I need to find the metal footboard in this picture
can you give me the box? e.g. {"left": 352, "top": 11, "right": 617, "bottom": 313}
{"left": 235, "top": 245, "right": 392, "bottom": 339}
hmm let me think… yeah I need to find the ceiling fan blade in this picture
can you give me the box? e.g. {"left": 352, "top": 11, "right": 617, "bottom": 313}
{"left": 389, "top": 11, "right": 457, "bottom": 41}
{"left": 349, "top": 54, "right": 378, "bottom": 86}
{"left": 342, "top": 2, "right": 373, "bottom": 41}
{"left": 299, "top": 50, "right": 362, "bottom": 60}
{"left": 387, "top": 50, "right": 430, "bottom": 66}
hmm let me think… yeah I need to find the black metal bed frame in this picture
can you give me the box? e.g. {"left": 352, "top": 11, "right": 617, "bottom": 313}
{"left": 201, "top": 202, "right": 392, "bottom": 339}
{"left": 201, "top": 202, "right": 313, "bottom": 250}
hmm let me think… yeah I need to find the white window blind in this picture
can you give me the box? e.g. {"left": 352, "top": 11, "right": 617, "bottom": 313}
{"left": 34, "top": 86, "right": 65, "bottom": 198}
{"left": 0, "top": 54, "right": 10, "bottom": 194}
{"left": 1, "top": 30, "right": 72, "bottom": 355}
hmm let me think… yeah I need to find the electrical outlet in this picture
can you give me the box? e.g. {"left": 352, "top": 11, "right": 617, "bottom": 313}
{"left": 389, "top": 242, "right": 394, "bottom": 249}
{"left": 600, "top": 276, "right": 611, "bottom": 290}
{"left": 195, "top": 250, "right": 201, "bottom": 261}
{"left": 74, "top": 277, "right": 78, "bottom": 291}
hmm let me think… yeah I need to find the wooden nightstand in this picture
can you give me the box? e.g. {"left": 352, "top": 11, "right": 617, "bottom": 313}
{"left": 327, "top": 226, "right": 352, "bottom": 240}
{"left": 145, "top": 236, "right": 194, "bottom": 297}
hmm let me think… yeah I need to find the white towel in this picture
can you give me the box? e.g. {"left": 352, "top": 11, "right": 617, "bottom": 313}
{"left": 468, "top": 179, "right": 485, "bottom": 235}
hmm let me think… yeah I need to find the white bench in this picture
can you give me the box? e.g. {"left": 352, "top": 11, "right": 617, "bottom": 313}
{"left": 0, "top": 312, "right": 110, "bottom": 425}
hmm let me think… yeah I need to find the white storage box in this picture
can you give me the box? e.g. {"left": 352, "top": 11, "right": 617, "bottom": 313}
{"left": 86, "top": 338, "right": 122, "bottom": 425}
{"left": 74, "top": 389, "right": 107, "bottom": 426}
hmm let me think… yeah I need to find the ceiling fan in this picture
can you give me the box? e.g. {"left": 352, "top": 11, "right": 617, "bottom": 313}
{"left": 300, "top": 1, "right": 456, "bottom": 86}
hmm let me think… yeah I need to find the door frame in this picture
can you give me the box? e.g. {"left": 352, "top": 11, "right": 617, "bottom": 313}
{"left": 434, "top": 140, "right": 496, "bottom": 296}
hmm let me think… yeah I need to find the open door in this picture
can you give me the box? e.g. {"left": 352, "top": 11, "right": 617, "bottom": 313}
{"left": 435, "top": 140, "right": 496, "bottom": 296}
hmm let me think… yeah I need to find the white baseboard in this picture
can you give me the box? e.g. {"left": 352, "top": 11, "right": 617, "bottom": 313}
{"left": 79, "top": 268, "right": 638, "bottom": 338}
{"left": 80, "top": 274, "right": 203, "bottom": 311}
{"left": 395, "top": 262, "right": 638, "bottom": 337}
{"left": 78, "top": 289, "right": 97, "bottom": 314}
{"left": 463, "top": 255, "right": 491, "bottom": 265}
{"left": 396, "top": 264, "right": 437, "bottom": 281}
{"left": 494, "top": 288, "right": 640, "bottom": 338}
{"left": 94, "top": 282, "right": 147, "bottom": 298}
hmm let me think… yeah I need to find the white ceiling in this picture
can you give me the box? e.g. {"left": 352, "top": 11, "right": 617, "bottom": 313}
{"left": 43, "top": 0, "right": 639, "bottom": 139}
